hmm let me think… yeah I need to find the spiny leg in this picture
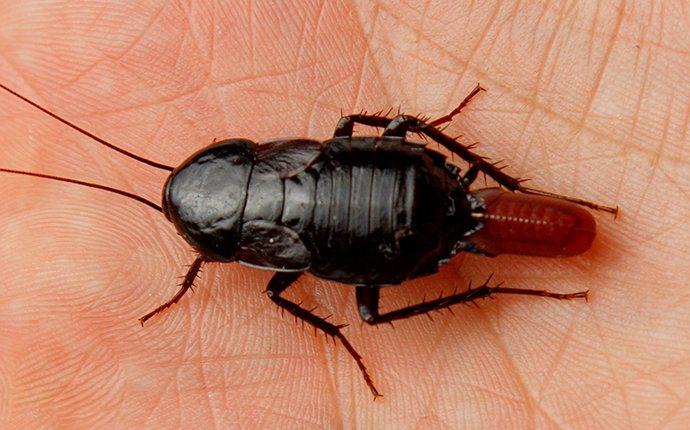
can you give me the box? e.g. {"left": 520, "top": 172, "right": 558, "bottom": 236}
{"left": 419, "top": 125, "right": 618, "bottom": 214}
{"left": 383, "top": 83, "right": 485, "bottom": 138}
{"left": 427, "top": 83, "right": 486, "bottom": 128}
{"left": 379, "top": 117, "right": 492, "bottom": 195}
{"left": 355, "top": 276, "right": 588, "bottom": 325}
{"left": 266, "top": 272, "right": 382, "bottom": 398}
{"left": 139, "top": 255, "right": 205, "bottom": 326}
{"left": 333, "top": 84, "right": 616, "bottom": 214}
{"left": 333, "top": 113, "right": 390, "bottom": 138}
{"left": 334, "top": 83, "right": 486, "bottom": 138}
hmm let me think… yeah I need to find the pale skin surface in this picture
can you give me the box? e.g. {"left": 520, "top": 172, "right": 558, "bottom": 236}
{"left": 0, "top": 1, "right": 688, "bottom": 428}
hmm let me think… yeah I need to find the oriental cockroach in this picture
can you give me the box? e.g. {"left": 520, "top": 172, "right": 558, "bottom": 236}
{"left": 0, "top": 82, "right": 617, "bottom": 398}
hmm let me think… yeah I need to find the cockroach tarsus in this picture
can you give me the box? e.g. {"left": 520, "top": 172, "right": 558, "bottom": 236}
{"left": 0, "top": 81, "right": 617, "bottom": 399}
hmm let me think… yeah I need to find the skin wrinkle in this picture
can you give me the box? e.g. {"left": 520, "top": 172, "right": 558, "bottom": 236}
{"left": 614, "top": 35, "right": 655, "bottom": 201}
{"left": 362, "top": 10, "right": 412, "bottom": 101}
{"left": 415, "top": 309, "right": 524, "bottom": 422}
{"left": 421, "top": 1, "right": 500, "bottom": 113}
{"left": 587, "top": 304, "right": 636, "bottom": 428}
{"left": 477, "top": 306, "right": 538, "bottom": 426}
{"left": 129, "top": 6, "right": 170, "bottom": 58}
{"left": 658, "top": 397, "right": 690, "bottom": 430}
{"left": 206, "top": 6, "right": 217, "bottom": 78}
{"left": 64, "top": 82, "right": 203, "bottom": 119}
{"left": 678, "top": 104, "right": 690, "bottom": 161}
{"left": 576, "top": 1, "right": 627, "bottom": 126}
{"left": 320, "top": 329, "right": 345, "bottom": 427}
{"left": 303, "top": 72, "right": 353, "bottom": 135}
{"left": 363, "top": 6, "right": 416, "bottom": 104}
{"left": 248, "top": 0, "right": 255, "bottom": 75}
{"left": 310, "top": 284, "right": 352, "bottom": 414}
{"left": 623, "top": 361, "right": 685, "bottom": 402}
{"left": 350, "top": 4, "right": 391, "bottom": 110}
{"left": 586, "top": 1, "right": 602, "bottom": 65}
{"left": 415, "top": 319, "right": 457, "bottom": 404}
{"left": 629, "top": 96, "right": 676, "bottom": 220}
{"left": 0, "top": 0, "right": 688, "bottom": 428}
{"left": 401, "top": 291, "right": 520, "bottom": 419}
{"left": 350, "top": 34, "right": 370, "bottom": 118}
{"left": 62, "top": 57, "right": 107, "bottom": 88}
{"left": 354, "top": 5, "right": 673, "bottom": 164}
{"left": 513, "top": 1, "right": 569, "bottom": 173}
{"left": 292, "top": 0, "right": 311, "bottom": 68}
{"left": 368, "top": 0, "right": 684, "bottom": 165}
{"left": 535, "top": 316, "right": 577, "bottom": 401}
{"left": 633, "top": 1, "right": 654, "bottom": 69}
{"left": 411, "top": 0, "right": 432, "bottom": 100}
{"left": 239, "top": 86, "right": 344, "bottom": 118}
{"left": 529, "top": 2, "right": 552, "bottom": 49}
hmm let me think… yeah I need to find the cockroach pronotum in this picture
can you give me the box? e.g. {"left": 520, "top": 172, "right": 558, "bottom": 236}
{"left": 0, "top": 82, "right": 617, "bottom": 398}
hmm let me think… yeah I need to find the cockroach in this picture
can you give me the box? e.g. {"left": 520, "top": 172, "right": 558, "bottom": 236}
{"left": 0, "top": 82, "right": 617, "bottom": 398}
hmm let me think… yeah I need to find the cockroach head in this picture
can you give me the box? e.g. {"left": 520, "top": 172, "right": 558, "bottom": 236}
{"left": 162, "top": 139, "right": 257, "bottom": 261}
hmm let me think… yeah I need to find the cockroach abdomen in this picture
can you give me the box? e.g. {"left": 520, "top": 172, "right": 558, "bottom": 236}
{"left": 467, "top": 188, "right": 596, "bottom": 257}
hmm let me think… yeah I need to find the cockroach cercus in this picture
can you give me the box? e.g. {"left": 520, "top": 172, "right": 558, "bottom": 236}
{"left": 0, "top": 82, "right": 617, "bottom": 398}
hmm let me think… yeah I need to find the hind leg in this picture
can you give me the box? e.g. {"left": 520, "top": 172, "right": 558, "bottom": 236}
{"left": 139, "top": 256, "right": 205, "bottom": 325}
{"left": 355, "top": 276, "right": 588, "bottom": 325}
{"left": 334, "top": 84, "right": 617, "bottom": 215}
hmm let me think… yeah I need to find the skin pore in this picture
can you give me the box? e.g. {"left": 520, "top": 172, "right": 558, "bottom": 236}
{"left": 1, "top": 1, "right": 688, "bottom": 428}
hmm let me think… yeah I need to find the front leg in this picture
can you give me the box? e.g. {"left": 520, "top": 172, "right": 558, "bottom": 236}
{"left": 266, "top": 272, "right": 381, "bottom": 398}
{"left": 355, "top": 276, "right": 588, "bottom": 325}
{"left": 139, "top": 256, "right": 205, "bottom": 325}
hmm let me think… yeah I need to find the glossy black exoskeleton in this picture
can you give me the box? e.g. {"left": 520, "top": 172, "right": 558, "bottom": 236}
{"left": 0, "top": 83, "right": 617, "bottom": 398}
{"left": 163, "top": 136, "right": 475, "bottom": 284}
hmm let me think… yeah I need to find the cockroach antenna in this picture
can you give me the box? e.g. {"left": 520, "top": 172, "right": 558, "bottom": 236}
{"left": 0, "top": 167, "right": 162, "bottom": 213}
{"left": 0, "top": 82, "right": 174, "bottom": 171}
{"left": 0, "top": 81, "right": 171, "bottom": 213}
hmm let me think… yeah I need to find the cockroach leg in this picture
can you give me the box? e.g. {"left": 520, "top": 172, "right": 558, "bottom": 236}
{"left": 419, "top": 126, "right": 619, "bottom": 215}
{"left": 383, "top": 83, "right": 485, "bottom": 137}
{"left": 461, "top": 161, "right": 482, "bottom": 187}
{"left": 427, "top": 83, "right": 486, "bottom": 128}
{"left": 333, "top": 114, "right": 391, "bottom": 138}
{"left": 266, "top": 272, "right": 382, "bottom": 399}
{"left": 331, "top": 84, "right": 616, "bottom": 214}
{"left": 355, "top": 277, "right": 588, "bottom": 325}
{"left": 139, "top": 256, "right": 205, "bottom": 326}
{"left": 335, "top": 83, "right": 485, "bottom": 139}
{"left": 341, "top": 118, "right": 616, "bottom": 215}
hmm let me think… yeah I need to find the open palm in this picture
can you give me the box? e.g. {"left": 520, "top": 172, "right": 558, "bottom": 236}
{"left": 1, "top": 1, "right": 688, "bottom": 428}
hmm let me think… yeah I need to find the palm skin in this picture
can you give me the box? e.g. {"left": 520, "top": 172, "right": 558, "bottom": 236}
{"left": 0, "top": 1, "right": 688, "bottom": 428}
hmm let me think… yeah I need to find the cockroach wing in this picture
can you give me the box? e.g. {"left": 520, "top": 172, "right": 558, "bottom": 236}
{"left": 238, "top": 220, "right": 311, "bottom": 271}
{"left": 256, "top": 139, "right": 323, "bottom": 178}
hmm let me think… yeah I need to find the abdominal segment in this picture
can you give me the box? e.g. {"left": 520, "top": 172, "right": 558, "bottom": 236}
{"left": 467, "top": 188, "right": 596, "bottom": 257}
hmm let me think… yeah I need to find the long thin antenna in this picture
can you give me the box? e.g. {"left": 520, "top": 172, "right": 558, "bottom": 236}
{"left": 0, "top": 168, "right": 162, "bottom": 213}
{"left": 0, "top": 82, "right": 174, "bottom": 171}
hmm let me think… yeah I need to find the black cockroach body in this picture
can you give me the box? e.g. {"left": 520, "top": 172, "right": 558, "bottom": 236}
{"left": 0, "top": 82, "right": 617, "bottom": 398}
{"left": 165, "top": 136, "right": 475, "bottom": 284}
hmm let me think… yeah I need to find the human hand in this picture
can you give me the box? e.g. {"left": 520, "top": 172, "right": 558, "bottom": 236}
{"left": 1, "top": 1, "right": 688, "bottom": 428}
